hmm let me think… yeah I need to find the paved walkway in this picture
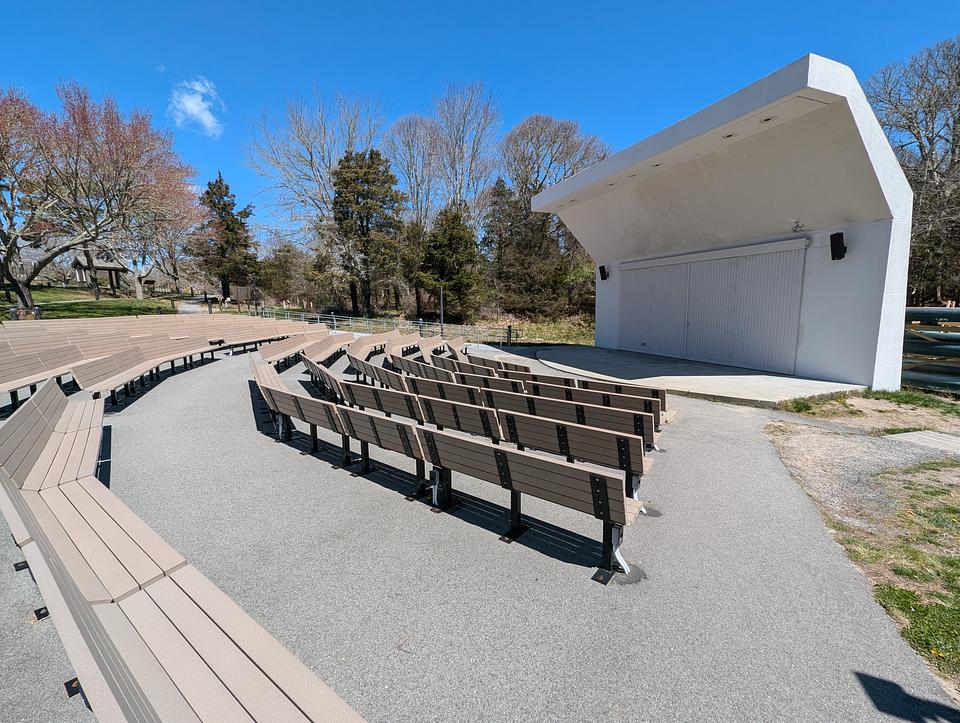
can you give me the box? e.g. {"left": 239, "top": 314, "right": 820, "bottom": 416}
{"left": 889, "top": 430, "right": 960, "bottom": 454}
{"left": 520, "top": 345, "right": 862, "bottom": 407}
{"left": 1, "top": 352, "right": 957, "bottom": 721}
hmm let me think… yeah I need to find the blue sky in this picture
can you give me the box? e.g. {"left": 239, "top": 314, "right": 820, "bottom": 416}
{"left": 8, "top": 1, "right": 960, "bottom": 225}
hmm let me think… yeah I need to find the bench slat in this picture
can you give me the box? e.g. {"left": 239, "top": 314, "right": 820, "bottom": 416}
{"left": 94, "top": 604, "right": 201, "bottom": 722}
{"left": 145, "top": 577, "right": 310, "bottom": 722}
{"left": 119, "top": 589, "right": 255, "bottom": 722}
{"left": 77, "top": 476, "right": 187, "bottom": 575}
{"left": 39, "top": 486, "right": 139, "bottom": 602}
{"left": 60, "top": 480, "right": 165, "bottom": 590}
{"left": 171, "top": 565, "right": 363, "bottom": 722}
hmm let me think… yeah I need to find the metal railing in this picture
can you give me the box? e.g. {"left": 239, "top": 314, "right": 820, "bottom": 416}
{"left": 250, "top": 308, "right": 514, "bottom": 346}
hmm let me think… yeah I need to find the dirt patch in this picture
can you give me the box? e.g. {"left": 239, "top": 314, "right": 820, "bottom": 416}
{"left": 784, "top": 394, "right": 960, "bottom": 435}
{"left": 766, "top": 420, "right": 960, "bottom": 698}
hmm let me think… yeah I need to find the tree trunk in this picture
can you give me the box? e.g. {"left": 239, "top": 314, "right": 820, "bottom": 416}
{"left": 414, "top": 285, "right": 423, "bottom": 318}
{"left": 82, "top": 247, "right": 101, "bottom": 301}
{"left": 220, "top": 276, "right": 230, "bottom": 299}
{"left": 349, "top": 281, "right": 359, "bottom": 316}
{"left": 362, "top": 279, "right": 373, "bottom": 317}
{"left": 393, "top": 285, "right": 401, "bottom": 310}
{"left": 8, "top": 276, "right": 34, "bottom": 310}
{"left": 133, "top": 276, "right": 145, "bottom": 300}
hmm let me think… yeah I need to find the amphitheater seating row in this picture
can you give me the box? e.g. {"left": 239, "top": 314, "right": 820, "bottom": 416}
{"left": 252, "top": 356, "right": 642, "bottom": 583}
{"left": 0, "top": 379, "right": 361, "bottom": 721}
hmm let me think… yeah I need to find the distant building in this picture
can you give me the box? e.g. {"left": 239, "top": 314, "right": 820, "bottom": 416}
{"left": 72, "top": 254, "right": 128, "bottom": 292}
{"left": 533, "top": 54, "right": 912, "bottom": 390}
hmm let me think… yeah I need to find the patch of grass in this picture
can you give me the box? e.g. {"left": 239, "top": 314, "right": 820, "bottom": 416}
{"left": 497, "top": 315, "right": 595, "bottom": 346}
{"left": 875, "top": 585, "right": 960, "bottom": 676}
{"left": 40, "top": 299, "right": 177, "bottom": 319}
{"left": 775, "top": 392, "right": 855, "bottom": 416}
{"left": 825, "top": 460, "right": 960, "bottom": 683}
{"left": 29, "top": 286, "right": 95, "bottom": 303}
{"left": 878, "top": 426, "right": 925, "bottom": 435}
{"left": 864, "top": 388, "right": 960, "bottom": 417}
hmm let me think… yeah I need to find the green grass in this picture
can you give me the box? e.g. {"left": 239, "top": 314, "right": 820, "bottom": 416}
{"left": 864, "top": 388, "right": 960, "bottom": 417}
{"left": 39, "top": 298, "right": 178, "bottom": 319}
{"left": 831, "top": 460, "right": 960, "bottom": 681}
{"left": 24, "top": 286, "right": 95, "bottom": 303}
{"left": 510, "top": 315, "right": 595, "bottom": 345}
{"left": 775, "top": 392, "right": 854, "bottom": 416}
{"left": 878, "top": 427, "right": 925, "bottom": 435}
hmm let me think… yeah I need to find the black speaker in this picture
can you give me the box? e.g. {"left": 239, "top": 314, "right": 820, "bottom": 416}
{"left": 598, "top": 265, "right": 609, "bottom": 281}
{"left": 830, "top": 232, "right": 846, "bottom": 261}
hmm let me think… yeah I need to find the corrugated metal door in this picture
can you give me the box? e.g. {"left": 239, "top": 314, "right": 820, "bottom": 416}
{"left": 686, "top": 248, "right": 805, "bottom": 373}
{"left": 618, "top": 241, "right": 806, "bottom": 374}
{"left": 618, "top": 263, "right": 688, "bottom": 357}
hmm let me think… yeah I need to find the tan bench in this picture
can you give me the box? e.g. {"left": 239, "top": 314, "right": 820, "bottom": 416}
{"left": 389, "top": 355, "right": 454, "bottom": 383}
{"left": 249, "top": 364, "right": 639, "bottom": 583}
{"left": 417, "top": 396, "right": 502, "bottom": 441}
{"left": 431, "top": 354, "right": 495, "bottom": 377}
{"left": 476, "top": 387, "right": 658, "bottom": 450}
{"left": 402, "top": 376, "right": 482, "bottom": 406}
{"left": 454, "top": 372, "right": 526, "bottom": 394}
{"left": 301, "top": 333, "right": 352, "bottom": 366}
{"left": 525, "top": 380, "right": 663, "bottom": 429}
{"left": 340, "top": 381, "right": 425, "bottom": 424}
{"left": 414, "top": 425, "right": 639, "bottom": 582}
{"left": 0, "top": 383, "right": 361, "bottom": 719}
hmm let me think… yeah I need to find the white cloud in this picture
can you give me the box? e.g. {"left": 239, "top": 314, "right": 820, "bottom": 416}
{"left": 167, "top": 76, "right": 224, "bottom": 140}
{"left": 156, "top": 64, "right": 166, "bottom": 75}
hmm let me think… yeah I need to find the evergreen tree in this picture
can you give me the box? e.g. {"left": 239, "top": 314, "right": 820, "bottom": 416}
{"left": 192, "top": 173, "right": 257, "bottom": 298}
{"left": 420, "top": 204, "right": 481, "bottom": 322}
{"left": 332, "top": 150, "right": 406, "bottom": 316}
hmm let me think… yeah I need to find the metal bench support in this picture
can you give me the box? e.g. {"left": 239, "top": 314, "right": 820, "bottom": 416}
{"left": 499, "top": 489, "right": 528, "bottom": 543}
{"left": 593, "top": 521, "right": 629, "bottom": 585}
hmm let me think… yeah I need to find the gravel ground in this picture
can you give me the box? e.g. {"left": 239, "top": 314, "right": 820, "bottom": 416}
{"left": 765, "top": 421, "right": 949, "bottom": 530}
{"left": 1, "top": 349, "right": 958, "bottom": 721}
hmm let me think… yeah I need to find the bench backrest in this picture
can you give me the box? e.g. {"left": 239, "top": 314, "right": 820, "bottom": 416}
{"left": 465, "top": 354, "right": 503, "bottom": 371}
{"left": 417, "top": 396, "right": 502, "bottom": 441}
{"left": 301, "top": 356, "right": 346, "bottom": 401}
{"left": 414, "top": 426, "right": 630, "bottom": 525}
{"left": 497, "top": 409, "right": 647, "bottom": 476}
{"left": 497, "top": 369, "right": 576, "bottom": 387}
{"left": 337, "top": 406, "right": 425, "bottom": 460}
{"left": 575, "top": 378, "right": 668, "bottom": 409}
{"left": 454, "top": 372, "right": 525, "bottom": 394}
{"left": 341, "top": 381, "right": 425, "bottom": 423}
{"left": 371, "top": 364, "right": 408, "bottom": 392}
{"left": 390, "top": 355, "right": 454, "bottom": 383}
{"left": 0, "top": 352, "right": 42, "bottom": 385}
{"left": 477, "top": 388, "right": 656, "bottom": 445}
{"left": 526, "top": 381, "right": 662, "bottom": 424}
{"left": 402, "top": 376, "right": 480, "bottom": 406}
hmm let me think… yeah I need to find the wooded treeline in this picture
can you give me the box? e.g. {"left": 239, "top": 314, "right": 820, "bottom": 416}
{"left": 3, "top": 36, "right": 960, "bottom": 315}
{"left": 867, "top": 34, "right": 960, "bottom": 305}
{"left": 248, "top": 86, "right": 608, "bottom": 322}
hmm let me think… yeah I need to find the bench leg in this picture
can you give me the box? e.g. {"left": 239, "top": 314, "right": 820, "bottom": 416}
{"left": 499, "top": 489, "right": 528, "bottom": 543}
{"left": 281, "top": 414, "right": 293, "bottom": 442}
{"left": 29, "top": 383, "right": 37, "bottom": 395}
{"left": 309, "top": 423, "right": 318, "bottom": 452}
{"left": 55, "top": 376, "right": 63, "bottom": 388}
{"left": 340, "top": 434, "right": 353, "bottom": 466}
{"left": 110, "top": 390, "right": 118, "bottom": 406}
{"left": 593, "top": 522, "right": 629, "bottom": 585}
{"left": 9, "top": 390, "right": 19, "bottom": 411}
{"left": 431, "top": 467, "right": 453, "bottom": 510}
{"left": 359, "top": 440, "right": 371, "bottom": 473}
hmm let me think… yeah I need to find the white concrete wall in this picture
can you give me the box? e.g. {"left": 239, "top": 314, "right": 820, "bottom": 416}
{"left": 594, "top": 264, "right": 621, "bottom": 349}
{"left": 596, "top": 219, "right": 908, "bottom": 388}
{"left": 794, "top": 221, "right": 896, "bottom": 387}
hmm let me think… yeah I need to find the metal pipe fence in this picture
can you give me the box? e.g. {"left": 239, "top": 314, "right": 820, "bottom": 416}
{"left": 250, "top": 308, "right": 514, "bottom": 346}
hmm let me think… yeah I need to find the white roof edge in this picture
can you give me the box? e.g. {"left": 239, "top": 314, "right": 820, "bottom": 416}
{"left": 532, "top": 54, "right": 912, "bottom": 219}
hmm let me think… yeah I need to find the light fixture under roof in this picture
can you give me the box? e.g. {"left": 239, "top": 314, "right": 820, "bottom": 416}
{"left": 607, "top": 182, "right": 615, "bottom": 187}
{"left": 760, "top": 115, "right": 777, "bottom": 124}
{"left": 723, "top": 132, "right": 737, "bottom": 139}
{"left": 653, "top": 163, "right": 661, "bottom": 167}
{"left": 628, "top": 173, "right": 638, "bottom": 177}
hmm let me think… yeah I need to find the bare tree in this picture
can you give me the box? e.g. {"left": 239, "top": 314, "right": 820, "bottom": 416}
{"left": 432, "top": 82, "right": 499, "bottom": 209}
{"left": 500, "top": 114, "right": 608, "bottom": 206}
{"left": 249, "top": 91, "right": 384, "bottom": 231}
{"left": 867, "top": 35, "right": 960, "bottom": 303}
{"left": 384, "top": 114, "right": 438, "bottom": 227}
{"left": 0, "top": 84, "right": 193, "bottom": 308}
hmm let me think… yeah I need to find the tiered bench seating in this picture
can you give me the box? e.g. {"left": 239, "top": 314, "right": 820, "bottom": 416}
{"left": 251, "top": 355, "right": 645, "bottom": 584}
{"left": 0, "top": 315, "right": 318, "bottom": 411}
{"left": 0, "top": 379, "right": 361, "bottom": 721}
